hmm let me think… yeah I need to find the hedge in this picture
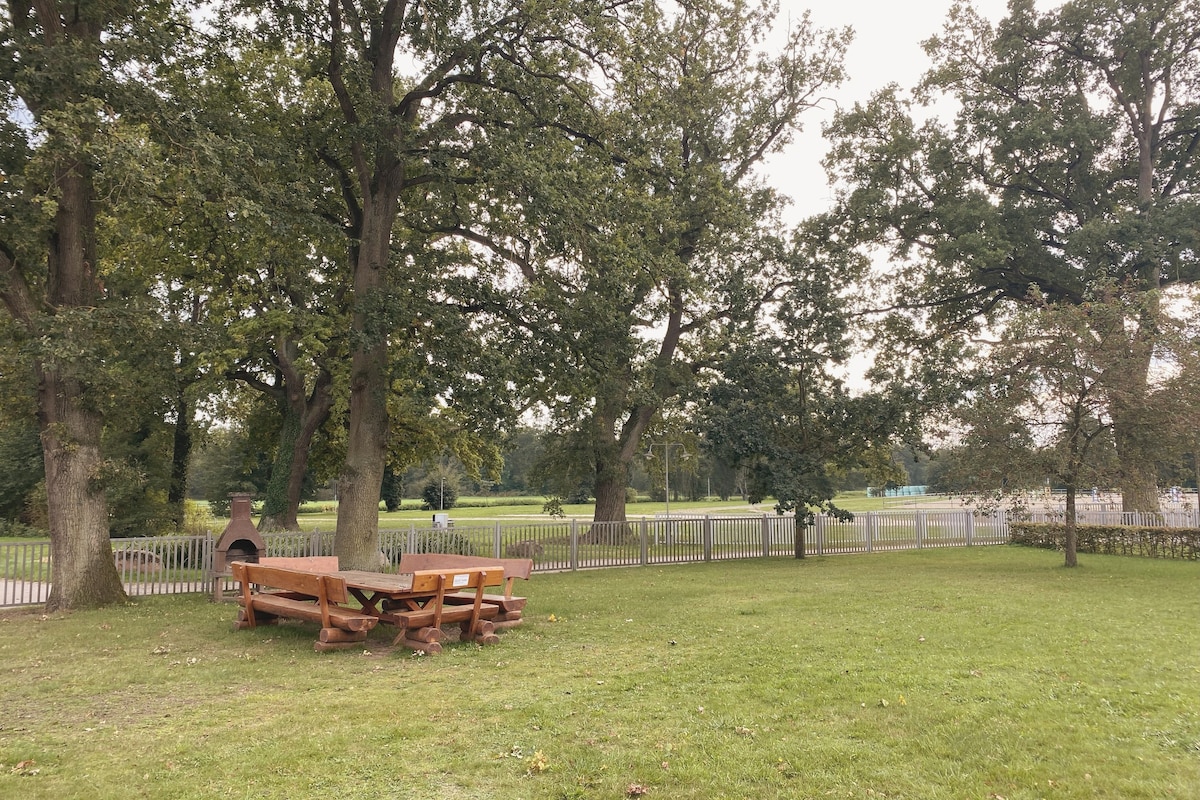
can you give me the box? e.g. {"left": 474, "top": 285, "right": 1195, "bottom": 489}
{"left": 1009, "top": 521, "right": 1200, "bottom": 561}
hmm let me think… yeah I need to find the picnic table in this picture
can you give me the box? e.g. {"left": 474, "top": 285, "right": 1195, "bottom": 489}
{"left": 232, "top": 559, "right": 505, "bottom": 654}
{"left": 337, "top": 567, "right": 504, "bottom": 653}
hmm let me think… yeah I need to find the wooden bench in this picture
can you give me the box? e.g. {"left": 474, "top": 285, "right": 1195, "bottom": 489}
{"left": 376, "top": 567, "right": 505, "bottom": 652}
{"left": 231, "top": 561, "right": 378, "bottom": 652}
{"left": 397, "top": 553, "right": 532, "bottom": 630}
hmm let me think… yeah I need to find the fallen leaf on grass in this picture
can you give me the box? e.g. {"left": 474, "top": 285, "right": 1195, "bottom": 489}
{"left": 525, "top": 751, "right": 549, "bottom": 775}
{"left": 626, "top": 783, "right": 650, "bottom": 797}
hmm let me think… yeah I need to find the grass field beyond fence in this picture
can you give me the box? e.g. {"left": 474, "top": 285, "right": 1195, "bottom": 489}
{"left": 1, "top": 547, "right": 1197, "bottom": 799}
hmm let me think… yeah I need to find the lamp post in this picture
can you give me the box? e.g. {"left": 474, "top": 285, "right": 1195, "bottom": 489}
{"left": 648, "top": 441, "right": 686, "bottom": 527}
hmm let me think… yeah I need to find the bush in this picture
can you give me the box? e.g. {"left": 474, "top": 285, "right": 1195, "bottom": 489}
{"left": 385, "top": 530, "right": 476, "bottom": 564}
{"left": 1009, "top": 522, "right": 1200, "bottom": 560}
{"left": 0, "top": 518, "right": 47, "bottom": 538}
{"left": 421, "top": 478, "right": 458, "bottom": 511}
{"left": 180, "top": 500, "right": 217, "bottom": 536}
{"left": 381, "top": 468, "right": 403, "bottom": 512}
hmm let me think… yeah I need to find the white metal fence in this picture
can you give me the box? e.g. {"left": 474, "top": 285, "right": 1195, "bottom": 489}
{"left": 1, "top": 510, "right": 1015, "bottom": 607}
{"left": 1024, "top": 509, "right": 1200, "bottom": 528}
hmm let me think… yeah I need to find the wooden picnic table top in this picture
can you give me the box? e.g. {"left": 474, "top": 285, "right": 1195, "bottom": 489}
{"left": 335, "top": 570, "right": 416, "bottom": 593}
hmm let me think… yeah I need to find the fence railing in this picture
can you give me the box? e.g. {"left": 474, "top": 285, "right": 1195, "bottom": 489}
{"left": 0, "top": 510, "right": 1017, "bottom": 607}
{"left": 1024, "top": 509, "right": 1200, "bottom": 528}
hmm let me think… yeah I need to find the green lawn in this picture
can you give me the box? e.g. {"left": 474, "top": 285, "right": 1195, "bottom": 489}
{"left": 286, "top": 491, "right": 912, "bottom": 529}
{"left": 2, "top": 547, "right": 1196, "bottom": 799}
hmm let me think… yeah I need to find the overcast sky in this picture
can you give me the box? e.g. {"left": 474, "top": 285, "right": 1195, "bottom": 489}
{"left": 769, "top": 0, "right": 1014, "bottom": 219}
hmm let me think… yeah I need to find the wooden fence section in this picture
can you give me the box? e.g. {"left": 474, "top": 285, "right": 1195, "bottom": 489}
{"left": 1, "top": 510, "right": 1018, "bottom": 608}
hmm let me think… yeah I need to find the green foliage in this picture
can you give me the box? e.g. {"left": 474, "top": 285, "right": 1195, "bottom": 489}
{"left": 0, "top": 415, "right": 42, "bottom": 522}
{"left": 405, "top": 531, "right": 476, "bottom": 558}
{"left": 0, "top": 518, "right": 45, "bottom": 538}
{"left": 694, "top": 214, "right": 901, "bottom": 527}
{"left": 541, "top": 496, "right": 565, "bottom": 519}
{"left": 474, "top": 0, "right": 852, "bottom": 522}
{"left": 1010, "top": 522, "right": 1200, "bottom": 560}
{"left": 825, "top": 0, "right": 1200, "bottom": 510}
{"left": 380, "top": 466, "right": 403, "bottom": 513}
{"left": 420, "top": 475, "right": 458, "bottom": 511}
{"left": 188, "top": 426, "right": 269, "bottom": 518}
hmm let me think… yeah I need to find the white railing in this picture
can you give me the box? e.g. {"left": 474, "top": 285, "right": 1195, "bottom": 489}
{"left": 0, "top": 510, "right": 1018, "bottom": 608}
{"left": 1023, "top": 509, "right": 1200, "bottom": 528}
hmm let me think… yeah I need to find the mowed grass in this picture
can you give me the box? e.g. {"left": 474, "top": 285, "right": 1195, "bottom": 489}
{"left": 287, "top": 491, "right": 906, "bottom": 528}
{"left": 0, "top": 547, "right": 1197, "bottom": 800}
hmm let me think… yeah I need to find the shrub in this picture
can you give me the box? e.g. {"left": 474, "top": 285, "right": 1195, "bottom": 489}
{"left": 421, "top": 478, "right": 458, "bottom": 511}
{"left": 180, "top": 500, "right": 217, "bottom": 536}
{"left": 1009, "top": 522, "right": 1200, "bottom": 560}
{"left": 385, "top": 530, "right": 476, "bottom": 564}
{"left": 0, "top": 518, "right": 47, "bottom": 538}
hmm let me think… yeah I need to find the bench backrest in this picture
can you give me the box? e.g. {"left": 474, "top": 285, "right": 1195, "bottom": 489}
{"left": 398, "top": 553, "right": 532, "bottom": 595}
{"left": 405, "top": 566, "right": 505, "bottom": 594}
{"left": 257, "top": 556, "right": 340, "bottom": 573}
{"left": 231, "top": 561, "right": 349, "bottom": 604}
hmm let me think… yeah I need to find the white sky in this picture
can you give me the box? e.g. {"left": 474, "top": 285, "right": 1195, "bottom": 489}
{"left": 769, "top": 0, "right": 1014, "bottom": 220}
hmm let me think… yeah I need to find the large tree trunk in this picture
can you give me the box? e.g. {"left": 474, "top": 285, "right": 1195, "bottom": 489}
{"left": 1107, "top": 321, "right": 1160, "bottom": 514}
{"left": 334, "top": 207, "right": 394, "bottom": 570}
{"left": 0, "top": 2, "right": 130, "bottom": 611}
{"left": 40, "top": 371, "right": 128, "bottom": 611}
{"left": 334, "top": 340, "right": 389, "bottom": 569}
{"left": 39, "top": 150, "right": 127, "bottom": 610}
{"left": 593, "top": 465, "right": 630, "bottom": 526}
{"left": 1113, "top": 434, "right": 1160, "bottom": 513}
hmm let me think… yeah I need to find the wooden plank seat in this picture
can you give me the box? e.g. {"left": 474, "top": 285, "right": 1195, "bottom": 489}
{"left": 397, "top": 553, "right": 533, "bottom": 629}
{"left": 373, "top": 566, "right": 506, "bottom": 653}
{"left": 231, "top": 561, "right": 378, "bottom": 652}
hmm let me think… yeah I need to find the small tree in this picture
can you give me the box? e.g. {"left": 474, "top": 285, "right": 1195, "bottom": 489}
{"left": 702, "top": 343, "right": 909, "bottom": 559}
{"left": 380, "top": 467, "right": 403, "bottom": 513}
{"left": 944, "top": 296, "right": 1125, "bottom": 566}
{"left": 421, "top": 473, "right": 459, "bottom": 512}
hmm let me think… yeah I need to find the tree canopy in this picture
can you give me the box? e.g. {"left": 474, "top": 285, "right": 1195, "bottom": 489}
{"left": 825, "top": 0, "right": 1200, "bottom": 511}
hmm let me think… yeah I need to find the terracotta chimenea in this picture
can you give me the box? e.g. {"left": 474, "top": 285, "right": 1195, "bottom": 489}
{"left": 212, "top": 493, "right": 266, "bottom": 575}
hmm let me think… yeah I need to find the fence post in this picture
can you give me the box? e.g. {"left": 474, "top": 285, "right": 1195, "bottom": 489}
{"left": 866, "top": 513, "right": 876, "bottom": 553}
{"left": 408, "top": 522, "right": 416, "bottom": 554}
{"left": 762, "top": 514, "right": 771, "bottom": 557}
{"left": 966, "top": 512, "right": 975, "bottom": 546}
{"left": 814, "top": 514, "right": 824, "bottom": 556}
{"left": 703, "top": 515, "right": 713, "bottom": 562}
{"left": 916, "top": 511, "right": 927, "bottom": 549}
{"left": 570, "top": 517, "right": 579, "bottom": 571}
{"left": 493, "top": 521, "right": 503, "bottom": 558}
{"left": 640, "top": 518, "right": 649, "bottom": 565}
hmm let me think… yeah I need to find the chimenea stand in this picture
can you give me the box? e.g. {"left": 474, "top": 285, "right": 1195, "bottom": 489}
{"left": 210, "top": 494, "right": 265, "bottom": 602}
